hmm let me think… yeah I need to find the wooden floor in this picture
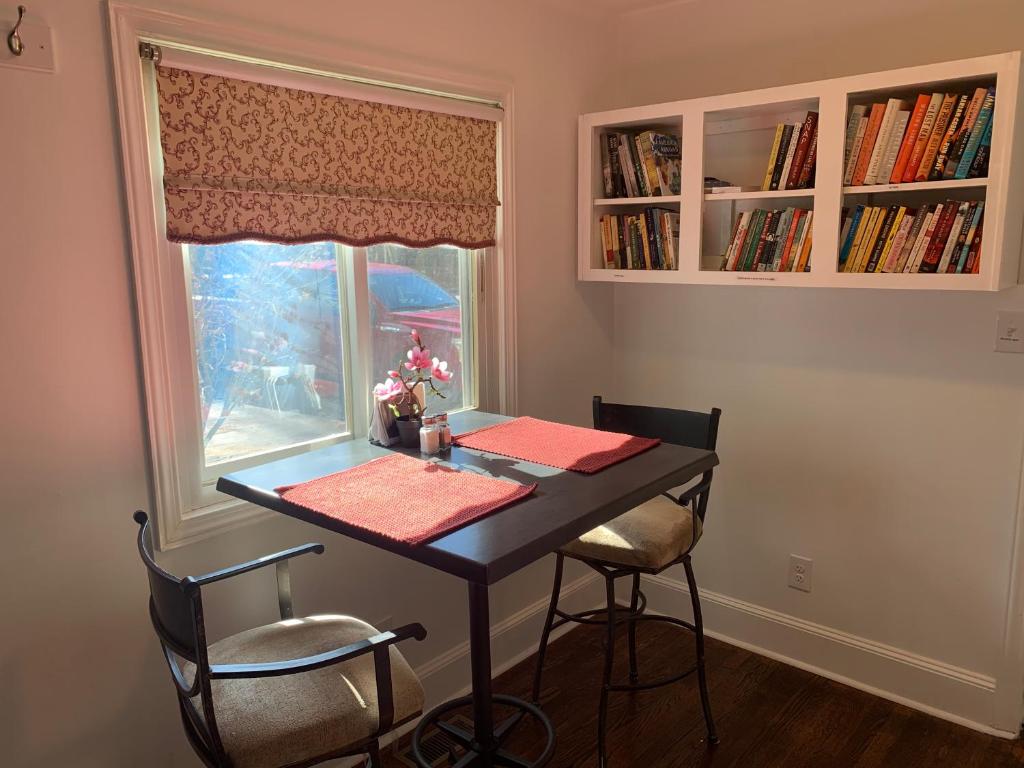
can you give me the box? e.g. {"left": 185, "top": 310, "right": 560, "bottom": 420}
{"left": 389, "top": 621, "right": 1024, "bottom": 767}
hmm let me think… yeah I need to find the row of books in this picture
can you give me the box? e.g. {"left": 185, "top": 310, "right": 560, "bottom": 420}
{"left": 760, "top": 112, "right": 819, "bottom": 191}
{"left": 839, "top": 200, "right": 984, "bottom": 273}
{"left": 844, "top": 87, "right": 994, "bottom": 187}
{"left": 599, "top": 209, "right": 679, "bottom": 270}
{"left": 721, "top": 207, "right": 813, "bottom": 272}
{"left": 600, "top": 131, "right": 681, "bottom": 198}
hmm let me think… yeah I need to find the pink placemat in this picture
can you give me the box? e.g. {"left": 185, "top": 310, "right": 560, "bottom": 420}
{"left": 453, "top": 416, "right": 660, "bottom": 474}
{"left": 275, "top": 453, "right": 537, "bottom": 545}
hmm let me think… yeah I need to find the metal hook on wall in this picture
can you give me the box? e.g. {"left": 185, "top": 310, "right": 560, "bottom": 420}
{"left": 7, "top": 5, "right": 26, "bottom": 56}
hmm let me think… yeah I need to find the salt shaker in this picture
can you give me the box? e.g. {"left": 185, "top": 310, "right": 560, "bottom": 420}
{"left": 419, "top": 415, "right": 441, "bottom": 455}
{"left": 437, "top": 412, "right": 452, "bottom": 453}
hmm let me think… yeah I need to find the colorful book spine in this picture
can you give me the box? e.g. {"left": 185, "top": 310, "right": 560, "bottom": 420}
{"left": 929, "top": 93, "right": 969, "bottom": 180}
{"left": 852, "top": 103, "right": 887, "bottom": 186}
{"left": 786, "top": 112, "right": 818, "bottom": 190}
{"left": 902, "top": 93, "right": 944, "bottom": 182}
{"left": 877, "top": 109, "right": 910, "bottom": 186}
{"left": 881, "top": 208, "right": 915, "bottom": 272}
{"left": 894, "top": 208, "right": 926, "bottom": 273}
{"left": 796, "top": 119, "right": 819, "bottom": 189}
{"left": 936, "top": 202, "right": 970, "bottom": 273}
{"left": 864, "top": 99, "right": 902, "bottom": 185}
{"left": 769, "top": 125, "right": 795, "bottom": 191}
{"left": 918, "top": 202, "right": 957, "bottom": 272}
{"left": 864, "top": 206, "right": 899, "bottom": 273}
{"left": 915, "top": 93, "right": 957, "bottom": 182}
{"left": 724, "top": 211, "right": 751, "bottom": 271}
{"left": 956, "top": 88, "right": 995, "bottom": 179}
{"left": 839, "top": 205, "right": 865, "bottom": 267}
{"left": 965, "top": 217, "right": 984, "bottom": 273}
{"left": 943, "top": 88, "right": 988, "bottom": 178}
{"left": 795, "top": 211, "right": 813, "bottom": 271}
{"left": 762, "top": 125, "right": 785, "bottom": 191}
{"left": 843, "top": 105, "right": 868, "bottom": 176}
{"left": 844, "top": 113, "right": 870, "bottom": 185}
{"left": 955, "top": 202, "right": 984, "bottom": 273}
{"left": 890, "top": 94, "right": 931, "bottom": 183}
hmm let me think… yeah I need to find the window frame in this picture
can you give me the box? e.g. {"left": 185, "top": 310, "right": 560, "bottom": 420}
{"left": 109, "top": 2, "right": 516, "bottom": 549}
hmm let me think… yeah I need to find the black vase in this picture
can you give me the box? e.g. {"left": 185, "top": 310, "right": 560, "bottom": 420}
{"left": 396, "top": 417, "right": 422, "bottom": 449}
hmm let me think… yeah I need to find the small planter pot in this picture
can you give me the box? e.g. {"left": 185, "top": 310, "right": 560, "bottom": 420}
{"left": 395, "top": 417, "right": 422, "bottom": 449}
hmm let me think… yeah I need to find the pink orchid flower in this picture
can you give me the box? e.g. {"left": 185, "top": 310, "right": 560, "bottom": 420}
{"left": 372, "top": 378, "right": 404, "bottom": 402}
{"left": 410, "top": 329, "right": 423, "bottom": 348}
{"left": 387, "top": 370, "right": 400, "bottom": 379}
{"left": 431, "top": 357, "right": 452, "bottom": 383}
{"left": 405, "top": 345, "right": 432, "bottom": 371}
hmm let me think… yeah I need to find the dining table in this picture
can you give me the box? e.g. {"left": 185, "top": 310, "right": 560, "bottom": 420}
{"left": 217, "top": 410, "right": 718, "bottom": 767}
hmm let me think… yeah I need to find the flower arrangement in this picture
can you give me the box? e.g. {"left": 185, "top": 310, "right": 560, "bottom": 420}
{"left": 372, "top": 329, "right": 453, "bottom": 420}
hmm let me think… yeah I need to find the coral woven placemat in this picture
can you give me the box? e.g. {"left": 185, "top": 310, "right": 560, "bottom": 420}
{"left": 453, "top": 416, "right": 660, "bottom": 474}
{"left": 275, "top": 453, "right": 536, "bottom": 545}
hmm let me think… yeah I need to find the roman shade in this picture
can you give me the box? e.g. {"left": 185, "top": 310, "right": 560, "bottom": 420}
{"left": 153, "top": 65, "right": 499, "bottom": 248}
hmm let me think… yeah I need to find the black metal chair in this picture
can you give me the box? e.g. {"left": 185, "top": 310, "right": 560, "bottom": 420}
{"left": 132, "top": 511, "right": 427, "bottom": 768}
{"left": 532, "top": 397, "right": 721, "bottom": 767}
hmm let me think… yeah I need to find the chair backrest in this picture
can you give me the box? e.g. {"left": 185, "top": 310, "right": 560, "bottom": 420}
{"left": 133, "top": 511, "right": 202, "bottom": 658}
{"left": 593, "top": 396, "right": 721, "bottom": 523}
{"left": 593, "top": 396, "right": 721, "bottom": 452}
{"left": 132, "top": 512, "right": 225, "bottom": 764}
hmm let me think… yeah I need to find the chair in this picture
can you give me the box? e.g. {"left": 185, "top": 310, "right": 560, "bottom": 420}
{"left": 132, "top": 511, "right": 426, "bottom": 768}
{"left": 531, "top": 397, "right": 721, "bottom": 767}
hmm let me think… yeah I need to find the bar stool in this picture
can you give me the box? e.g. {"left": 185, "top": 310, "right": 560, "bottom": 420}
{"left": 532, "top": 397, "right": 721, "bottom": 767}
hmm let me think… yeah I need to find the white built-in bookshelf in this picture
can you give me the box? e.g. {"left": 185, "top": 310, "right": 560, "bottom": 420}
{"left": 579, "top": 52, "right": 1024, "bottom": 290}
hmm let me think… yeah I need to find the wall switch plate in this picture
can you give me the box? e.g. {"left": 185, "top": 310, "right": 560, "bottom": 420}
{"left": 995, "top": 311, "right": 1024, "bottom": 353}
{"left": 788, "top": 555, "right": 812, "bottom": 593}
{"left": 0, "top": 12, "right": 55, "bottom": 74}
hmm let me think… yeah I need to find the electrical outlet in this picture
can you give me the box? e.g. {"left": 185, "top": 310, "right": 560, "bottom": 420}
{"left": 995, "top": 311, "right": 1024, "bottom": 353}
{"left": 788, "top": 555, "right": 813, "bottom": 593}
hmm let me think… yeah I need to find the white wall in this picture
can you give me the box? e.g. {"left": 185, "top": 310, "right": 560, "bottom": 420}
{"left": 609, "top": 0, "right": 1024, "bottom": 734}
{"left": 0, "top": 1, "right": 614, "bottom": 765}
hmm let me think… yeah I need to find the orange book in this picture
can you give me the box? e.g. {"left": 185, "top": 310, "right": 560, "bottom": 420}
{"left": 851, "top": 104, "right": 886, "bottom": 186}
{"left": 795, "top": 212, "right": 813, "bottom": 271}
{"left": 902, "top": 93, "right": 944, "bottom": 182}
{"left": 915, "top": 93, "right": 956, "bottom": 182}
{"left": 889, "top": 94, "right": 931, "bottom": 183}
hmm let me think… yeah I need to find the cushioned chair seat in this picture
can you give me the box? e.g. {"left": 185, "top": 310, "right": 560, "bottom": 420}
{"left": 190, "top": 615, "right": 424, "bottom": 768}
{"left": 561, "top": 494, "right": 702, "bottom": 570}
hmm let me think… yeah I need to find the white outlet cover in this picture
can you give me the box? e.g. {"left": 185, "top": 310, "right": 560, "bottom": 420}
{"left": 995, "top": 311, "right": 1024, "bottom": 354}
{"left": 788, "top": 555, "right": 813, "bottom": 593}
{"left": 0, "top": 15, "right": 55, "bottom": 73}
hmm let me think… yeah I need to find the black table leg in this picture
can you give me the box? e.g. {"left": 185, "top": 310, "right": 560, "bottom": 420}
{"left": 411, "top": 584, "right": 555, "bottom": 768}
{"left": 468, "top": 581, "right": 497, "bottom": 764}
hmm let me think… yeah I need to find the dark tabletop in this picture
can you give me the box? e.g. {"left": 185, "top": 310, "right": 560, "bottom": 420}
{"left": 217, "top": 411, "right": 718, "bottom": 585}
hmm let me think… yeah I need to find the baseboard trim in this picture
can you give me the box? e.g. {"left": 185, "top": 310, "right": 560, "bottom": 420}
{"left": 642, "top": 573, "right": 1013, "bottom": 739}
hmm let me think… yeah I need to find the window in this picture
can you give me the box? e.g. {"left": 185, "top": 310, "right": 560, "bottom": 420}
{"left": 110, "top": 7, "right": 512, "bottom": 548}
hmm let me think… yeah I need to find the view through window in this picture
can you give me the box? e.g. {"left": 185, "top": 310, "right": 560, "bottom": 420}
{"left": 187, "top": 242, "right": 476, "bottom": 468}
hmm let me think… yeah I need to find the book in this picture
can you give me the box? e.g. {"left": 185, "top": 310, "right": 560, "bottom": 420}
{"left": 937, "top": 202, "right": 970, "bottom": 273}
{"left": 789, "top": 211, "right": 810, "bottom": 272}
{"left": 894, "top": 208, "right": 926, "bottom": 273}
{"left": 616, "top": 134, "right": 638, "bottom": 196}
{"left": 770, "top": 125, "right": 795, "bottom": 190}
{"left": 880, "top": 207, "right": 913, "bottom": 274}
{"left": 839, "top": 205, "right": 865, "bottom": 267}
{"left": 752, "top": 210, "right": 777, "bottom": 270}
{"left": 796, "top": 117, "right": 819, "bottom": 189}
{"left": 929, "top": 93, "right": 970, "bottom": 180}
{"left": 651, "top": 134, "right": 684, "bottom": 196}
{"left": 762, "top": 124, "right": 785, "bottom": 191}
{"left": 642, "top": 208, "right": 659, "bottom": 268}
{"left": 890, "top": 94, "right": 931, "bottom": 183}
{"left": 876, "top": 109, "right": 910, "bottom": 186}
{"left": 786, "top": 112, "right": 818, "bottom": 190}
{"left": 778, "top": 123, "right": 803, "bottom": 190}
{"left": 968, "top": 117, "right": 993, "bottom": 178}
{"left": 947, "top": 202, "right": 978, "bottom": 273}
{"left": 724, "top": 210, "right": 752, "bottom": 270}
{"left": 918, "top": 202, "right": 957, "bottom": 272}
{"left": 902, "top": 93, "right": 945, "bottom": 182}
{"left": 746, "top": 210, "right": 771, "bottom": 271}
{"left": 943, "top": 88, "right": 988, "bottom": 178}
{"left": 600, "top": 139, "right": 613, "bottom": 197}
{"left": 769, "top": 208, "right": 794, "bottom": 270}
{"left": 865, "top": 206, "right": 900, "bottom": 273}
{"left": 964, "top": 217, "right": 984, "bottom": 273}
{"left": 778, "top": 208, "right": 803, "bottom": 271}
{"left": 954, "top": 202, "right": 983, "bottom": 273}
{"left": 908, "top": 204, "right": 942, "bottom": 273}
{"left": 740, "top": 209, "right": 767, "bottom": 271}
{"left": 915, "top": 93, "right": 957, "bottom": 182}
{"left": 600, "top": 215, "right": 614, "bottom": 268}
{"left": 864, "top": 99, "right": 904, "bottom": 185}
{"left": 637, "top": 210, "right": 653, "bottom": 268}
{"left": 705, "top": 185, "right": 761, "bottom": 194}
{"left": 845, "top": 206, "right": 876, "bottom": 272}
{"left": 661, "top": 210, "right": 679, "bottom": 270}
{"left": 956, "top": 88, "right": 995, "bottom": 179}
{"left": 632, "top": 134, "right": 653, "bottom": 196}
{"left": 843, "top": 105, "right": 868, "bottom": 176}
{"left": 852, "top": 103, "right": 887, "bottom": 186}
{"left": 844, "top": 114, "right": 870, "bottom": 185}
{"left": 606, "top": 134, "right": 625, "bottom": 197}
{"left": 795, "top": 211, "right": 813, "bottom": 271}
{"left": 856, "top": 207, "right": 887, "bottom": 272}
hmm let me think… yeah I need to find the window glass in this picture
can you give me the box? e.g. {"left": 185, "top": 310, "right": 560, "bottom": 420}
{"left": 366, "top": 245, "right": 475, "bottom": 414}
{"left": 187, "top": 241, "right": 348, "bottom": 466}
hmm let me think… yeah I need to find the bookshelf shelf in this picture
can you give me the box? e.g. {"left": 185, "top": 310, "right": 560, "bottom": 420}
{"left": 704, "top": 188, "right": 815, "bottom": 201}
{"left": 842, "top": 178, "right": 988, "bottom": 195}
{"left": 579, "top": 52, "right": 1024, "bottom": 290}
{"left": 594, "top": 195, "right": 681, "bottom": 206}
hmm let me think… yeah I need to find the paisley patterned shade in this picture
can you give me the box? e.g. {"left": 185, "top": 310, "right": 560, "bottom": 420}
{"left": 154, "top": 65, "right": 499, "bottom": 248}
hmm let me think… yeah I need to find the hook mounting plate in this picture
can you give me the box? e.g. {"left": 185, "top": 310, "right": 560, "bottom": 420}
{"left": 1, "top": 8, "right": 54, "bottom": 73}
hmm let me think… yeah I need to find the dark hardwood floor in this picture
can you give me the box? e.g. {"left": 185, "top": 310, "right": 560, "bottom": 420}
{"left": 389, "top": 621, "right": 1024, "bottom": 767}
